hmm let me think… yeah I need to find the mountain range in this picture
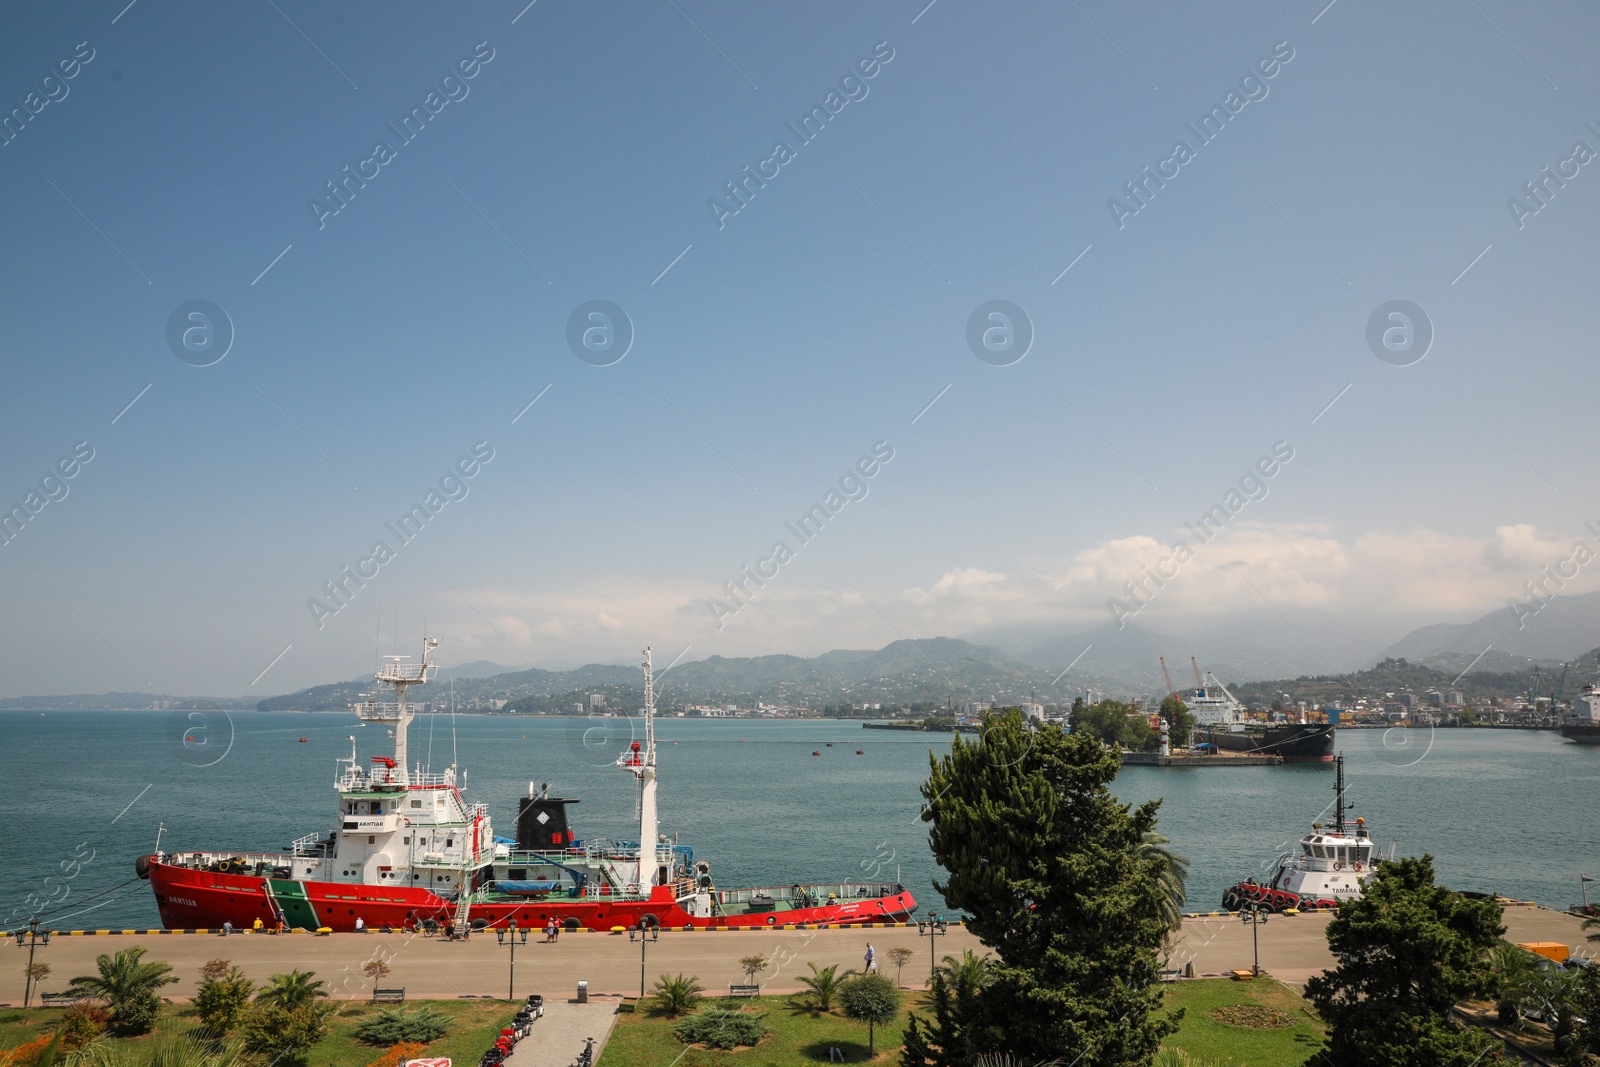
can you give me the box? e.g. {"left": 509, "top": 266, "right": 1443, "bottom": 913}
{"left": 11, "top": 594, "right": 1600, "bottom": 711}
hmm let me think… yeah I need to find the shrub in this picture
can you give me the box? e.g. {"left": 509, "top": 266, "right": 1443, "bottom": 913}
{"left": 363, "top": 1041, "right": 426, "bottom": 1067}
{"left": 239, "top": 1002, "right": 334, "bottom": 1062}
{"left": 355, "top": 1008, "right": 451, "bottom": 1046}
{"left": 195, "top": 965, "right": 255, "bottom": 1034}
{"left": 54, "top": 1003, "right": 109, "bottom": 1050}
{"left": 674, "top": 1007, "right": 769, "bottom": 1050}
{"left": 650, "top": 973, "right": 704, "bottom": 1018}
{"left": 0, "top": 1035, "right": 59, "bottom": 1067}
{"left": 112, "top": 990, "right": 161, "bottom": 1037}
{"left": 1153, "top": 1051, "right": 1240, "bottom": 1067}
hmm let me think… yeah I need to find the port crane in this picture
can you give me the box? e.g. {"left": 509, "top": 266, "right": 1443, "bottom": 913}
{"left": 1159, "top": 656, "right": 1179, "bottom": 703}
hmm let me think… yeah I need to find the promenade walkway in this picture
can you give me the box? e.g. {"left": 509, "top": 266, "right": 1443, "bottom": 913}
{"left": 2, "top": 907, "right": 1585, "bottom": 1004}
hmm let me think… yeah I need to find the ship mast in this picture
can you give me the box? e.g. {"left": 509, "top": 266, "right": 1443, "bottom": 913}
{"left": 617, "top": 647, "right": 660, "bottom": 889}
{"left": 1332, "top": 754, "right": 1348, "bottom": 834}
{"left": 363, "top": 635, "right": 439, "bottom": 784}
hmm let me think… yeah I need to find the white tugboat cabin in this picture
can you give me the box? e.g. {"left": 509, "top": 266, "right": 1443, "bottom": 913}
{"left": 1222, "top": 755, "right": 1387, "bottom": 913}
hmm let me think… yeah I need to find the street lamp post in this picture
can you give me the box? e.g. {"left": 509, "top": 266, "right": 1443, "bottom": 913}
{"left": 1582, "top": 874, "right": 1595, "bottom": 913}
{"left": 17, "top": 919, "right": 52, "bottom": 1009}
{"left": 627, "top": 922, "right": 659, "bottom": 998}
{"left": 1239, "top": 902, "right": 1269, "bottom": 976}
{"left": 917, "top": 916, "right": 948, "bottom": 986}
{"left": 498, "top": 919, "right": 527, "bottom": 1000}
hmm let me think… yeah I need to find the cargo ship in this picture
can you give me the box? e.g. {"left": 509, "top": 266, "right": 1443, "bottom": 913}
{"left": 1187, "top": 670, "right": 1334, "bottom": 763}
{"left": 139, "top": 641, "right": 916, "bottom": 933}
{"left": 1560, "top": 682, "right": 1600, "bottom": 744}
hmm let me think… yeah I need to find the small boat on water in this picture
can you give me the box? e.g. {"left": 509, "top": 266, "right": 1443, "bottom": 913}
{"left": 140, "top": 641, "right": 916, "bottom": 932}
{"left": 1220, "top": 755, "right": 1386, "bottom": 913}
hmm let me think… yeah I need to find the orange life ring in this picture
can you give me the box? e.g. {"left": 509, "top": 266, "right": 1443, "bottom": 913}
{"left": 1352, "top": 861, "right": 1363, "bottom": 872}
{"left": 1333, "top": 861, "right": 1343, "bottom": 871}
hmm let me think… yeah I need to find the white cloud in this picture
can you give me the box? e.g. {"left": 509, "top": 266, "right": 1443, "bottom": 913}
{"left": 426, "top": 523, "right": 1600, "bottom": 669}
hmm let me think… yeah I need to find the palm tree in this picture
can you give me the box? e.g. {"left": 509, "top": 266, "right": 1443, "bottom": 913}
{"left": 1490, "top": 942, "right": 1543, "bottom": 1026}
{"left": 649, "top": 973, "right": 703, "bottom": 1018}
{"left": 935, "top": 950, "right": 991, "bottom": 1000}
{"left": 63, "top": 1034, "right": 252, "bottom": 1067}
{"left": 1140, "top": 832, "right": 1190, "bottom": 930}
{"left": 254, "top": 970, "right": 327, "bottom": 1010}
{"left": 796, "top": 963, "right": 847, "bottom": 1012}
{"left": 67, "top": 948, "right": 177, "bottom": 1034}
{"left": 1524, "top": 962, "right": 1581, "bottom": 1042}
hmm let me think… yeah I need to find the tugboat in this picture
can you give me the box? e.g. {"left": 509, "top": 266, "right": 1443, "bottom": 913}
{"left": 1560, "top": 682, "right": 1600, "bottom": 744}
{"left": 1187, "top": 669, "right": 1335, "bottom": 763}
{"left": 139, "top": 641, "right": 917, "bottom": 932}
{"left": 1220, "top": 755, "right": 1383, "bottom": 913}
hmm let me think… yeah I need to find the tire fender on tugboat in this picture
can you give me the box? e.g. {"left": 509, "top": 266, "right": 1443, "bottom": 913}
{"left": 135, "top": 855, "right": 153, "bottom": 879}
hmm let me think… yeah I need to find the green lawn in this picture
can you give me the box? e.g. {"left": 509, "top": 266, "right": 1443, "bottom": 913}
{"left": 1, "top": 999, "right": 518, "bottom": 1067}
{"left": 4, "top": 981, "right": 1326, "bottom": 1067}
{"left": 1160, "top": 977, "right": 1326, "bottom": 1065}
{"left": 600, "top": 979, "right": 1326, "bottom": 1067}
{"left": 598, "top": 993, "right": 917, "bottom": 1067}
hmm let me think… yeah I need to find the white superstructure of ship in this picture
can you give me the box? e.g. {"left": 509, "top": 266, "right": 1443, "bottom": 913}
{"left": 1221, "top": 755, "right": 1388, "bottom": 912}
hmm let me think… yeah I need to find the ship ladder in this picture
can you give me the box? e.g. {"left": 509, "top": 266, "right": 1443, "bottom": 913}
{"left": 450, "top": 890, "right": 472, "bottom": 938}
{"left": 260, "top": 880, "right": 283, "bottom": 929}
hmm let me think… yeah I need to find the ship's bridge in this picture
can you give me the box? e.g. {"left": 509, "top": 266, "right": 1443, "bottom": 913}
{"left": 1297, "top": 817, "right": 1375, "bottom": 872}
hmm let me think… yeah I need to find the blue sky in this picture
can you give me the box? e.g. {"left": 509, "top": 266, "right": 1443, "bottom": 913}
{"left": 3, "top": 0, "right": 1600, "bottom": 696}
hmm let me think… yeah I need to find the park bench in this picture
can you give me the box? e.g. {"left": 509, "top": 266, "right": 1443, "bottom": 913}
{"left": 39, "top": 992, "right": 81, "bottom": 1006}
{"left": 727, "top": 984, "right": 760, "bottom": 999}
{"left": 371, "top": 988, "right": 406, "bottom": 1003}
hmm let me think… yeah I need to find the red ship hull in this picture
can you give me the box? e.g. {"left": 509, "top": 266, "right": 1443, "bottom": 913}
{"left": 148, "top": 858, "right": 917, "bottom": 932}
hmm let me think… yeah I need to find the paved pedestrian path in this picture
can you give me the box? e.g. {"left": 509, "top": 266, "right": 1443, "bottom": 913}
{"left": 504, "top": 1002, "right": 617, "bottom": 1067}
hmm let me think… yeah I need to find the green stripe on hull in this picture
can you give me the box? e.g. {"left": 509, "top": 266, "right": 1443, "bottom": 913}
{"left": 269, "top": 879, "right": 321, "bottom": 931}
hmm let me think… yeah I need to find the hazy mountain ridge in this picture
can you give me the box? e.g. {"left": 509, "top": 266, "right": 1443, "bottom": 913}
{"left": 15, "top": 595, "right": 1600, "bottom": 712}
{"left": 247, "top": 638, "right": 1091, "bottom": 713}
{"left": 1380, "top": 591, "right": 1600, "bottom": 663}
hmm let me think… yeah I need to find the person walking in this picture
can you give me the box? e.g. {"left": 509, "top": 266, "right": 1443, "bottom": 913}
{"left": 864, "top": 943, "right": 876, "bottom": 973}
{"left": 544, "top": 919, "right": 555, "bottom": 943}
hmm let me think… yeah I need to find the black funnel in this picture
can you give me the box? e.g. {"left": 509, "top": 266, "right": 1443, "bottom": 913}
{"left": 516, "top": 795, "right": 579, "bottom": 850}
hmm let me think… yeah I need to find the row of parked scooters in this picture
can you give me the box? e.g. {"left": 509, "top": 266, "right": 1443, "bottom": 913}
{"left": 478, "top": 995, "right": 543, "bottom": 1067}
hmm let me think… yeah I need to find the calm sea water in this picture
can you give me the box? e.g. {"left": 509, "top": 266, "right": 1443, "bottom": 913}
{"left": 0, "top": 711, "right": 1592, "bottom": 930}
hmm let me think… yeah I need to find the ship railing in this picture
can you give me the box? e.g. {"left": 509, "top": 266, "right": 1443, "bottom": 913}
{"left": 715, "top": 882, "right": 906, "bottom": 906}
{"left": 574, "top": 839, "right": 675, "bottom": 865}
{"left": 289, "top": 833, "right": 327, "bottom": 857}
{"left": 168, "top": 850, "right": 291, "bottom": 869}
{"left": 377, "top": 662, "right": 430, "bottom": 683}
{"left": 353, "top": 701, "right": 403, "bottom": 721}
{"left": 335, "top": 768, "right": 457, "bottom": 791}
